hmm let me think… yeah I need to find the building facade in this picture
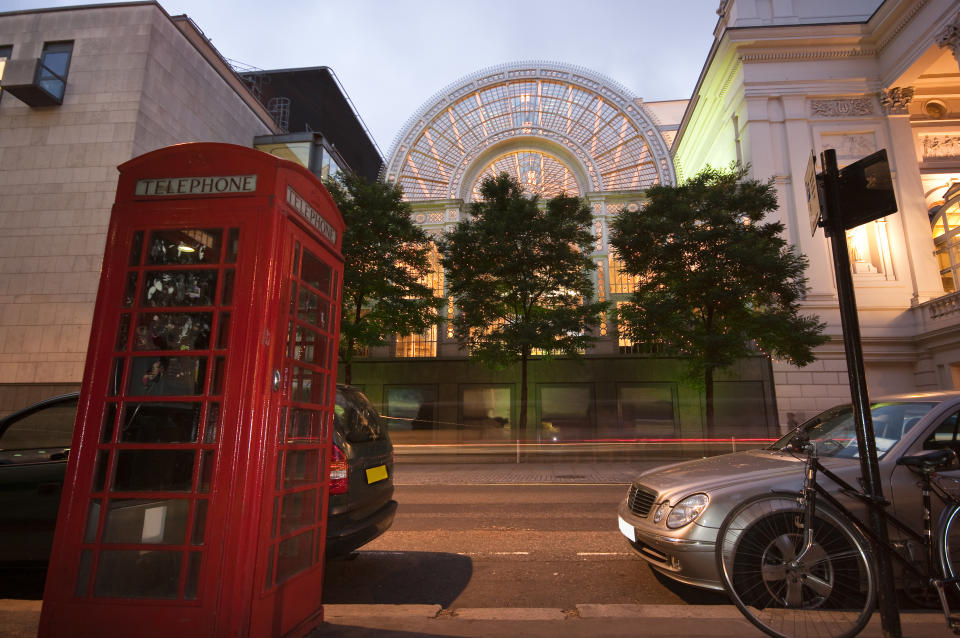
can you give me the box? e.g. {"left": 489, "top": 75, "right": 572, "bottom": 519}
{"left": 346, "top": 62, "right": 779, "bottom": 443}
{"left": 7, "top": 0, "right": 959, "bottom": 440}
{"left": 674, "top": 0, "right": 960, "bottom": 425}
{"left": 0, "top": 2, "right": 379, "bottom": 417}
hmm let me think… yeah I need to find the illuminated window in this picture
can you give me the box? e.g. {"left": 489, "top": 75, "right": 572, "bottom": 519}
{"left": 616, "top": 301, "right": 639, "bottom": 352}
{"left": 395, "top": 325, "right": 437, "bottom": 358}
{"left": 423, "top": 243, "right": 444, "bottom": 298}
{"left": 933, "top": 185, "right": 960, "bottom": 293}
{"left": 844, "top": 221, "right": 891, "bottom": 277}
{"left": 595, "top": 260, "right": 607, "bottom": 336}
{"left": 393, "top": 243, "right": 443, "bottom": 356}
{"left": 471, "top": 150, "right": 578, "bottom": 200}
{"left": 0, "top": 45, "right": 10, "bottom": 101}
{"left": 609, "top": 251, "right": 639, "bottom": 294}
{"left": 616, "top": 301, "right": 667, "bottom": 355}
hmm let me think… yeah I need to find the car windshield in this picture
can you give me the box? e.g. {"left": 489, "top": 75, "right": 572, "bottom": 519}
{"left": 771, "top": 401, "right": 938, "bottom": 458}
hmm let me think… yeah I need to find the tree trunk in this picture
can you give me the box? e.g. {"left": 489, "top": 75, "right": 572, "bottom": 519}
{"left": 518, "top": 350, "right": 529, "bottom": 438}
{"left": 704, "top": 365, "right": 715, "bottom": 437}
{"left": 342, "top": 335, "right": 354, "bottom": 386}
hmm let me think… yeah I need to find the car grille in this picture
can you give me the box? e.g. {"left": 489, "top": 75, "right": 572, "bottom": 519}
{"left": 628, "top": 484, "right": 658, "bottom": 517}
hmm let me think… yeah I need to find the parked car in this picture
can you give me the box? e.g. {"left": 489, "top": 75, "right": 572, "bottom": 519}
{"left": 617, "top": 391, "right": 960, "bottom": 592}
{"left": 327, "top": 384, "right": 397, "bottom": 558}
{"left": 0, "top": 385, "right": 395, "bottom": 566}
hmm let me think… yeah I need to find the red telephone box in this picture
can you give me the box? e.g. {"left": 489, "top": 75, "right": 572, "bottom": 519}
{"left": 39, "top": 143, "right": 344, "bottom": 638}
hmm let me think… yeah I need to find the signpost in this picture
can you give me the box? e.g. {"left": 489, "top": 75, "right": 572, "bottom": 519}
{"left": 812, "top": 147, "right": 901, "bottom": 638}
{"left": 806, "top": 153, "right": 823, "bottom": 237}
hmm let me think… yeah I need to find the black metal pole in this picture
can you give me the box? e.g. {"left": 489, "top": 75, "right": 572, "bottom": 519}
{"left": 821, "top": 149, "right": 901, "bottom": 638}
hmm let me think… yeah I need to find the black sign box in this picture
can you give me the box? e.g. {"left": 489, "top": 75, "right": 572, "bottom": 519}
{"left": 836, "top": 149, "right": 898, "bottom": 230}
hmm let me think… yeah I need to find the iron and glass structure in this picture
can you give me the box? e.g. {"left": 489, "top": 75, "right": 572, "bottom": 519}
{"left": 344, "top": 62, "right": 778, "bottom": 443}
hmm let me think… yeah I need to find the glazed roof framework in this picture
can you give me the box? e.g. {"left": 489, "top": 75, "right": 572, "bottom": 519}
{"left": 383, "top": 61, "right": 676, "bottom": 202}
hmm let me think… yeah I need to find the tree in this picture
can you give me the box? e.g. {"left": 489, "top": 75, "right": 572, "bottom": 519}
{"left": 324, "top": 172, "right": 442, "bottom": 385}
{"left": 609, "top": 164, "right": 826, "bottom": 433}
{"left": 439, "top": 173, "right": 607, "bottom": 433}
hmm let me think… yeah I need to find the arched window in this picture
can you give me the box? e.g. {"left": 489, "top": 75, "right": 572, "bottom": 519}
{"left": 932, "top": 183, "right": 960, "bottom": 293}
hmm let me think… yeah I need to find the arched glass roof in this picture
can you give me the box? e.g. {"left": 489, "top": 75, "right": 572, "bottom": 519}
{"left": 471, "top": 150, "right": 580, "bottom": 200}
{"left": 383, "top": 62, "right": 674, "bottom": 202}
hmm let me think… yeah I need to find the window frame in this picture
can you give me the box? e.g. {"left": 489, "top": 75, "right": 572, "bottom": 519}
{"left": 35, "top": 41, "right": 74, "bottom": 104}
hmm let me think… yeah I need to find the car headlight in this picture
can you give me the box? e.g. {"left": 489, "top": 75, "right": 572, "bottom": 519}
{"left": 666, "top": 493, "right": 709, "bottom": 529}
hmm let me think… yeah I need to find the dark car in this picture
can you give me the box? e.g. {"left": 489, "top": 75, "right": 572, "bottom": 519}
{"left": 327, "top": 385, "right": 397, "bottom": 558}
{"left": 0, "top": 386, "right": 396, "bottom": 566}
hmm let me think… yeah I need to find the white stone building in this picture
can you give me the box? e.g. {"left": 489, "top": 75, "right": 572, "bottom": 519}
{"left": 673, "top": 0, "right": 960, "bottom": 426}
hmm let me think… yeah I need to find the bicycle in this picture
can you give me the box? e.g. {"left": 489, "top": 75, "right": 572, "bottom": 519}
{"left": 715, "top": 433, "right": 960, "bottom": 638}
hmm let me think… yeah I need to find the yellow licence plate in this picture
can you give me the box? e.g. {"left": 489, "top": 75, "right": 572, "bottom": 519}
{"left": 365, "top": 464, "right": 388, "bottom": 484}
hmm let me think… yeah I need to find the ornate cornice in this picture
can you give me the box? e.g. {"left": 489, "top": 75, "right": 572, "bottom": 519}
{"left": 740, "top": 48, "right": 874, "bottom": 63}
{"left": 875, "top": 0, "right": 928, "bottom": 54}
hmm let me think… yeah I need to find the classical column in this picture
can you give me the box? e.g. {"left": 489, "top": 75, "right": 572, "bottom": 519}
{"left": 937, "top": 13, "right": 960, "bottom": 69}
{"left": 880, "top": 86, "right": 943, "bottom": 302}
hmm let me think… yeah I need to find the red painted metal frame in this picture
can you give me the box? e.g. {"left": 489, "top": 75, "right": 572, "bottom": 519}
{"left": 39, "top": 143, "right": 344, "bottom": 638}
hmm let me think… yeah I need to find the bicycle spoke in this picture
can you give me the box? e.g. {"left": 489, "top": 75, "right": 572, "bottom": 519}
{"left": 717, "top": 495, "right": 876, "bottom": 638}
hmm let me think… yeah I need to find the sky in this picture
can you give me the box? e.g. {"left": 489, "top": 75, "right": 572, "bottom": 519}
{"left": 9, "top": 0, "right": 722, "bottom": 157}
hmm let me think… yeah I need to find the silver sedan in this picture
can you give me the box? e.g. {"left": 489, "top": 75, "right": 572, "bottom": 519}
{"left": 617, "top": 391, "right": 960, "bottom": 591}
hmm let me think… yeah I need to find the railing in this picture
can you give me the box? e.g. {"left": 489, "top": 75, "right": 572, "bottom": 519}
{"left": 924, "top": 290, "right": 960, "bottom": 319}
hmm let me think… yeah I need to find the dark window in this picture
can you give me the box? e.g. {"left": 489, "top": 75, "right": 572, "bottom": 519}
{"left": 335, "top": 387, "right": 387, "bottom": 442}
{"left": 385, "top": 385, "right": 437, "bottom": 431}
{"left": 0, "top": 397, "right": 77, "bottom": 450}
{"left": 37, "top": 41, "right": 73, "bottom": 102}
{"left": 925, "top": 410, "right": 960, "bottom": 455}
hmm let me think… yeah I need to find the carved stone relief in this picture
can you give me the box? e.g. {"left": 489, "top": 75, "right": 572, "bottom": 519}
{"left": 810, "top": 98, "right": 874, "bottom": 117}
{"left": 821, "top": 133, "right": 877, "bottom": 164}
{"left": 922, "top": 135, "right": 960, "bottom": 160}
{"left": 880, "top": 87, "right": 914, "bottom": 115}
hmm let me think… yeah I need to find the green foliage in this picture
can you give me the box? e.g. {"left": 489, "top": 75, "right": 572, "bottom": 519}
{"left": 439, "top": 173, "right": 607, "bottom": 427}
{"left": 324, "top": 172, "right": 442, "bottom": 382}
{"left": 609, "top": 164, "right": 826, "bottom": 426}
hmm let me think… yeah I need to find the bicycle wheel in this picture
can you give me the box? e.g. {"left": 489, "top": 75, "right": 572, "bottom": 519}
{"left": 938, "top": 502, "right": 960, "bottom": 597}
{"left": 716, "top": 493, "right": 876, "bottom": 638}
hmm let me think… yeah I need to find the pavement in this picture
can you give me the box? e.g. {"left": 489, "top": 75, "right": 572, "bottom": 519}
{"left": 3, "top": 459, "right": 956, "bottom": 637}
